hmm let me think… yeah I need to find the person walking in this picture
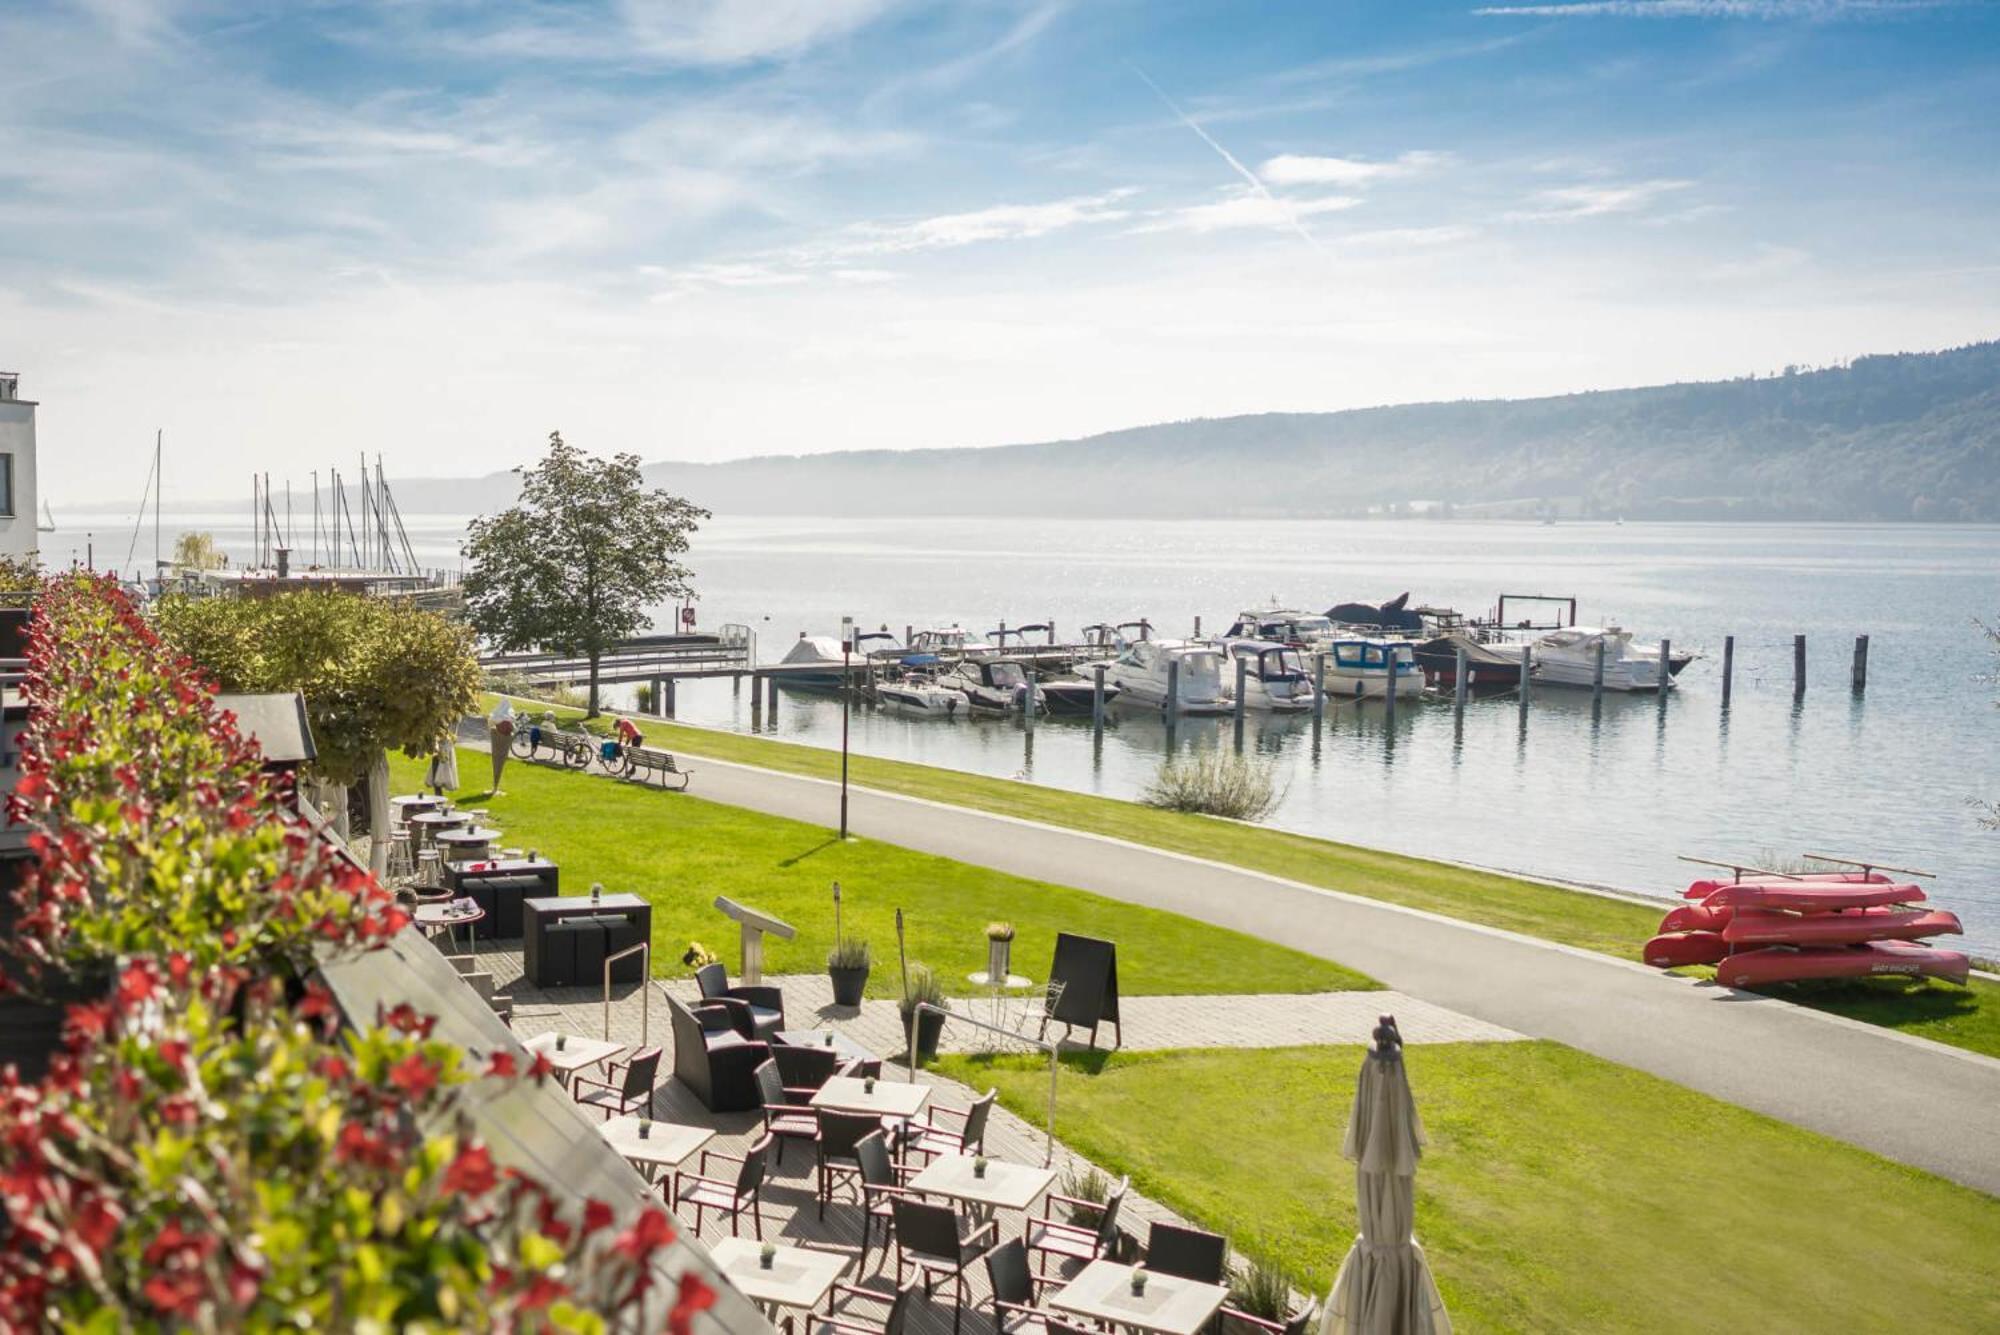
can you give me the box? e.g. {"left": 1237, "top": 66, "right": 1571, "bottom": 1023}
{"left": 425, "top": 737, "right": 460, "bottom": 797}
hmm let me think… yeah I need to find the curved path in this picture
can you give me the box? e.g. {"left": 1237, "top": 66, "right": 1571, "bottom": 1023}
{"left": 608, "top": 745, "right": 2000, "bottom": 1196}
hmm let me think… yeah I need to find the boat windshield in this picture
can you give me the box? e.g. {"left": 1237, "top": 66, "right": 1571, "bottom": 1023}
{"left": 1293, "top": 617, "right": 1333, "bottom": 636}
{"left": 989, "top": 662, "right": 1027, "bottom": 688}
{"left": 1273, "top": 649, "right": 1306, "bottom": 676}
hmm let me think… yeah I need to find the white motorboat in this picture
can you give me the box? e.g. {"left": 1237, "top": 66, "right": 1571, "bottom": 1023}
{"left": 938, "top": 657, "right": 1042, "bottom": 713}
{"left": 1530, "top": 626, "right": 1686, "bottom": 692}
{"left": 1224, "top": 607, "right": 1339, "bottom": 647}
{"left": 877, "top": 675, "right": 967, "bottom": 717}
{"left": 775, "top": 633, "right": 849, "bottom": 690}
{"left": 908, "top": 626, "right": 993, "bottom": 658}
{"left": 1218, "top": 639, "right": 1319, "bottom": 712}
{"left": 1322, "top": 638, "right": 1423, "bottom": 700}
{"left": 1107, "top": 638, "right": 1230, "bottom": 714}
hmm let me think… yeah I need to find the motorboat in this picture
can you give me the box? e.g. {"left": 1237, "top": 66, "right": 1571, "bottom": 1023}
{"left": 1528, "top": 626, "right": 1691, "bottom": 692}
{"left": 876, "top": 674, "right": 967, "bottom": 717}
{"left": 939, "top": 657, "right": 1042, "bottom": 714}
{"left": 1217, "top": 639, "right": 1318, "bottom": 712}
{"left": 1031, "top": 670, "right": 1120, "bottom": 716}
{"left": 1322, "top": 639, "right": 1423, "bottom": 700}
{"left": 775, "top": 633, "right": 850, "bottom": 690}
{"left": 907, "top": 626, "right": 993, "bottom": 659}
{"left": 1223, "top": 607, "right": 1337, "bottom": 647}
{"left": 1412, "top": 631, "right": 1527, "bottom": 691}
{"left": 1106, "top": 638, "right": 1230, "bottom": 714}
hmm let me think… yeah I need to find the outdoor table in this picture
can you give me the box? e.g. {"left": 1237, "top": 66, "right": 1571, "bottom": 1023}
{"left": 520, "top": 1032, "right": 626, "bottom": 1089}
{"left": 597, "top": 1116, "right": 713, "bottom": 1196}
{"left": 1048, "top": 1260, "right": 1230, "bottom": 1335}
{"left": 908, "top": 1153, "right": 1055, "bottom": 1226}
{"left": 391, "top": 794, "right": 441, "bottom": 817}
{"left": 965, "top": 970, "right": 1035, "bottom": 1037}
{"left": 774, "top": 1029, "right": 875, "bottom": 1065}
{"left": 808, "top": 1075, "right": 931, "bottom": 1120}
{"left": 708, "top": 1238, "right": 849, "bottom": 1323}
{"left": 414, "top": 900, "right": 484, "bottom": 955}
{"left": 406, "top": 809, "right": 467, "bottom": 849}
{"left": 434, "top": 827, "right": 501, "bottom": 863}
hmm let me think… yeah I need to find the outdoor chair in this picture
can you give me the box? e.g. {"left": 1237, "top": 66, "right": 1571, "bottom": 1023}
{"left": 855, "top": 1129, "right": 919, "bottom": 1272}
{"left": 667, "top": 995, "right": 769, "bottom": 1113}
{"left": 674, "top": 1132, "right": 773, "bottom": 1240}
{"left": 754, "top": 1059, "right": 821, "bottom": 1166}
{"left": 1217, "top": 1299, "right": 1320, "bottom": 1335}
{"left": 1026, "top": 1175, "right": 1128, "bottom": 1281}
{"left": 694, "top": 962, "right": 786, "bottom": 1040}
{"left": 814, "top": 1281, "right": 922, "bottom": 1335}
{"left": 1144, "top": 1221, "right": 1228, "bottom": 1285}
{"left": 817, "top": 1109, "right": 883, "bottom": 1220}
{"left": 893, "top": 1088, "right": 996, "bottom": 1165}
{"left": 983, "top": 1238, "right": 1051, "bottom": 1334}
{"left": 572, "top": 1047, "right": 660, "bottom": 1121}
{"left": 889, "top": 1196, "right": 998, "bottom": 1335}
{"left": 772, "top": 1042, "right": 841, "bottom": 1094}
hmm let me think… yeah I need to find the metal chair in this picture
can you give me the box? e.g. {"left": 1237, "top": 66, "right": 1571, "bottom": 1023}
{"left": 895, "top": 1088, "right": 996, "bottom": 1165}
{"left": 754, "top": 1059, "right": 821, "bottom": 1166}
{"left": 817, "top": 1109, "right": 882, "bottom": 1220}
{"left": 982, "top": 1238, "right": 1050, "bottom": 1334}
{"left": 772, "top": 1042, "right": 841, "bottom": 1094}
{"left": 1144, "top": 1221, "right": 1228, "bottom": 1285}
{"left": 572, "top": 1047, "right": 660, "bottom": 1120}
{"left": 889, "top": 1196, "right": 998, "bottom": 1335}
{"left": 674, "top": 1132, "right": 773, "bottom": 1239}
{"left": 1026, "top": 1175, "right": 1128, "bottom": 1281}
{"left": 814, "top": 1281, "right": 922, "bottom": 1335}
{"left": 855, "top": 1129, "right": 919, "bottom": 1272}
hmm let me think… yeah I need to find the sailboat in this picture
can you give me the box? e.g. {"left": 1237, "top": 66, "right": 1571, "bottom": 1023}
{"left": 37, "top": 498, "right": 55, "bottom": 534}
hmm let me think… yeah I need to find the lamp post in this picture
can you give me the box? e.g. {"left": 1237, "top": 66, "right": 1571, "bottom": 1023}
{"left": 840, "top": 615, "right": 853, "bottom": 840}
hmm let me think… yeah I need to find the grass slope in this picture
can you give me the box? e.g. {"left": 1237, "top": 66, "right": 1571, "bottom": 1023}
{"left": 491, "top": 696, "right": 2000, "bottom": 1058}
{"left": 390, "top": 748, "right": 1370, "bottom": 998}
{"left": 937, "top": 1045, "right": 2000, "bottom": 1334}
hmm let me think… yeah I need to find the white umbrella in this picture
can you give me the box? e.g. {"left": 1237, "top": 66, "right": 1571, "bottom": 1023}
{"left": 1325, "top": 1017, "right": 1451, "bottom": 1335}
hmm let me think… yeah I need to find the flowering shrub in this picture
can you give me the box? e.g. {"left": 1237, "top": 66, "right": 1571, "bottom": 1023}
{"left": 0, "top": 578, "right": 711, "bottom": 1331}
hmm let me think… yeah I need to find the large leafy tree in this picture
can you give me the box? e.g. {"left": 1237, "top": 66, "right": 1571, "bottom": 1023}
{"left": 463, "top": 432, "right": 709, "bottom": 715}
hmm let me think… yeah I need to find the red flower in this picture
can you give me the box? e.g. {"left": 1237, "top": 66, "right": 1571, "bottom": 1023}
{"left": 115, "top": 959, "right": 159, "bottom": 1009}
{"left": 387, "top": 1051, "right": 439, "bottom": 1100}
{"left": 484, "top": 1050, "right": 518, "bottom": 1078}
{"left": 613, "top": 1207, "right": 677, "bottom": 1262}
{"left": 668, "top": 1271, "right": 716, "bottom": 1335}
{"left": 581, "top": 1198, "right": 614, "bottom": 1238}
{"left": 517, "top": 1274, "right": 569, "bottom": 1312}
{"left": 442, "top": 1144, "right": 499, "bottom": 1197}
{"left": 526, "top": 1052, "right": 555, "bottom": 1082}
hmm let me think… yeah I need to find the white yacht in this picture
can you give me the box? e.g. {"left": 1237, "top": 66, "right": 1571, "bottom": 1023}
{"left": 1530, "top": 626, "right": 1686, "bottom": 692}
{"left": 907, "top": 626, "right": 992, "bottom": 658}
{"left": 877, "top": 675, "right": 968, "bottom": 717}
{"left": 1224, "top": 607, "right": 1338, "bottom": 647}
{"left": 938, "top": 657, "right": 1041, "bottom": 713}
{"left": 1322, "top": 638, "right": 1423, "bottom": 700}
{"left": 1107, "top": 639, "right": 1230, "bottom": 714}
{"left": 1218, "top": 639, "right": 1319, "bottom": 712}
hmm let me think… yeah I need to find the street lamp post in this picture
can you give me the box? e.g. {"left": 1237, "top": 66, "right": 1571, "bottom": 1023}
{"left": 840, "top": 615, "right": 853, "bottom": 840}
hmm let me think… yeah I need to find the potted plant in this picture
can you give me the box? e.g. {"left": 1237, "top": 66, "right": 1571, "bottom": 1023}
{"left": 1222, "top": 1260, "right": 1293, "bottom": 1335}
{"left": 984, "top": 921, "right": 1015, "bottom": 981}
{"left": 899, "top": 963, "right": 947, "bottom": 1060}
{"left": 828, "top": 937, "right": 871, "bottom": 1007}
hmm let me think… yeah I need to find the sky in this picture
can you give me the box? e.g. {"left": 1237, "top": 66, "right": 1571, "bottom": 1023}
{"left": 5, "top": 0, "right": 2000, "bottom": 505}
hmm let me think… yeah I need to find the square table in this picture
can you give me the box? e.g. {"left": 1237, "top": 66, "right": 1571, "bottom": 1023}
{"left": 708, "top": 1238, "right": 850, "bottom": 1318}
{"left": 597, "top": 1116, "right": 713, "bottom": 1191}
{"left": 521, "top": 1032, "right": 626, "bottom": 1088}
{"left": 909, "top": 1153, "right": 1056, "bottom": 1219}
{"left": 808, "top": 1075, "right": 931, "bottom": 1120}
{"left": 1048, "top": 1260, "right": 1230, "bottom": 1335}
{"left": 774, "top": 1029, "right": 875, "bottom": 1064}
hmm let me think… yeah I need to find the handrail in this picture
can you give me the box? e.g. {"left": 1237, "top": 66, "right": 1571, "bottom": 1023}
{"left": 604, "top": 943, "right": 650, "bottom": 1044}
{"left": 905, "top": 998, "right": 1059, "bottom": 1168}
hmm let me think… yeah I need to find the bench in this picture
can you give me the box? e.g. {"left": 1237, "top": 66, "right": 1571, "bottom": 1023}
{"left": 623, "top": 746, "right": 692, "bottom": 790}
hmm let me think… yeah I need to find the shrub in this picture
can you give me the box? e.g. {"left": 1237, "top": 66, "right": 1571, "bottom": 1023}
{"left": 1229, "top": 1258, "right": 1294, "bottom": 1321}
{"left": 898, "top": 962, "right": 944, "bottom": 1020}
{"left": 1058, "top": 1164, "right": 1111, "bottom": 1227}
{"left": 1141, "top": 750, "right": 1280, "bottom": 821}
{"left": 828, "top": 937, "right": 871, "bottom": 970}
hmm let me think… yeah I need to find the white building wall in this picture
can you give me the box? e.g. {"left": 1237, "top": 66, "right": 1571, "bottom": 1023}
{"left": 0, "top": 382, "right": 39, "bottom": 563}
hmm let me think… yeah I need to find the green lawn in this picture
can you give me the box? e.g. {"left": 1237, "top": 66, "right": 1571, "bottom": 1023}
{"left": 935, "top": 1045, "right": 2000, "bottom": 1334}
{"left": 390, "top": 747, "right": 1371, "bottom": 998}
{"left": 488, "top": 693, "right": 2000, "bottom": 1058}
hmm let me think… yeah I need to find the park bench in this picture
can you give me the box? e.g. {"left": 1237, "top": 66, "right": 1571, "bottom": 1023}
{"left": 623, "top": 746, "right": 693, "bottom": 790}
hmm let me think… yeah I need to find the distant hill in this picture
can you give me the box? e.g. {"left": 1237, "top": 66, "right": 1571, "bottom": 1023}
{"left": 387, "top": 340, "right": 2000, "bottom": 521}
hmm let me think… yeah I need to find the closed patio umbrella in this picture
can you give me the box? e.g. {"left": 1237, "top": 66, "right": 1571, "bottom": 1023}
{"left": 1325, "top": 1016, "right": 1450, "bottom": 1335}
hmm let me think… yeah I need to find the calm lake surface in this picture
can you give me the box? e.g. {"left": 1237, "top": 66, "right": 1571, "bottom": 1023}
{"left": 53, "top": 513, "right": 2000, "bottom": 956}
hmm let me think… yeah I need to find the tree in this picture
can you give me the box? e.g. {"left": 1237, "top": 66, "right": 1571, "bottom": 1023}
{"left": 154, "top": 591, "right": 481, "bottom": 875}
{"left": 462, "top": 431, "right": 709, "bottom": 715}
{"left": 173, "top": 530, "right": 224, "bottom": 572}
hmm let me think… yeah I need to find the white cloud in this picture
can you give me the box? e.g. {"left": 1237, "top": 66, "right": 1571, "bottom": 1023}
{"left": 1507, "top": 179, "right": 1694, "bottom": 221}
{"left": 1338, "top": 225, "right": 1481, "bottom": 248}
{"left": 615, "top": 0, "right": 903, "bottom": 64}
{"left": 833, "top": 192, "right": 1136, "bottom": 255}
{"left": 1260, "top": 151, "right": 1451, "bottom": 187}
{"left": 1475, "top": 1, "right": 1952, "bottom": 18}
{"left": 1137, "top": 190, "right": 1361, "bottom": 235}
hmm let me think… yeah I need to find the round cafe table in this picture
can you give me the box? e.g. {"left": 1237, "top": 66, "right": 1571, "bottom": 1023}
{"left": 406, "top": 809, "right": 467, "bottom": 849}
{"left": 415, "top": 901, "right": 484, "bottom": 955}
{"left": 435, "top": 827, "right": 501, "bottom": 864}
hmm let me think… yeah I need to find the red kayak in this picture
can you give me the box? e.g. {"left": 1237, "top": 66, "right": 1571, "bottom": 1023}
{"left": 1660, "top": 903, "right": 1733, "bottom": 933}
{"left": 1717, "top": 942, "right": 1969, "bottom": 989}
{"left": 1681, "top": 871, "right": 1888, "bottom": 900}
{"left": 1703, "top": 881, "right": 1925, "bottom": 913}
{"left": 1721, "top": 907, "right": 1962, "bottom": 948}
{"left": 1644, "top": 931, "right": 1729, "bottom": 968}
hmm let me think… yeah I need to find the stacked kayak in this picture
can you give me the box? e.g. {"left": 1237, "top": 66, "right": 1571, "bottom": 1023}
{"left": 1645, "top": 872, "right": 1968, "bottom": 987}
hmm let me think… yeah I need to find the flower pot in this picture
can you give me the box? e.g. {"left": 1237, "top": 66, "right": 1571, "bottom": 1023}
{"left": 828, "top": 962, "right": 870, "bottom": 1007}
{"left": 904, "top": 1008, "right": 946, "bottom": 1060}
{"left": 986, "top": 938, "right": 1011, "bottom": 981}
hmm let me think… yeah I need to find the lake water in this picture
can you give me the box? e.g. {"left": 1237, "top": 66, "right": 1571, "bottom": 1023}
{"left": 49, "top": 512, "right": 2000, "bottom": 957}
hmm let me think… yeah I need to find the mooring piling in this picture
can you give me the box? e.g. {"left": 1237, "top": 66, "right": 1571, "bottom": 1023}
{"left": 1517, "top": 651, "right": 1531, "bottom": 721}
{"left": 1166, "top": 656, "right": 1180, "bottom": 716}
{"left": 1721, "top": 635, "right": 1735, "bottom": 708}
{"left": 1233, "top": 653, "right": 1248, "bottom": 725}
{"left": 1852, "top": 634, "right": 1869, "bottom": 693}
{"left": 1312, "top": 651, "right": 1326, "bottom": 721}
{"left": 1453, "top": 645, "right": 1469, "bottom": 714}
{"left": 1383, "top": 659, "right": 1398, "bottom": 731}
{"left": 1794, "top": 633, "right": 1807, "bottom": 698}
{"left": 1091, "top": 663, "right": 1107, "bottom": 732}
{"left": 1591, "top": 637, "right": 1606, "bottom": 705}
{"left": 765, "top": 673, "right": 778, "bottom": 720}
{"left": 1656, "top": 640, "right": 1669, "bottom": 704}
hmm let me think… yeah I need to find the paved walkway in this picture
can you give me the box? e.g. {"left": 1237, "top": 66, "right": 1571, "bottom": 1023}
{"left": 524, "top": 741, "right": 2000, "bottom": 1196}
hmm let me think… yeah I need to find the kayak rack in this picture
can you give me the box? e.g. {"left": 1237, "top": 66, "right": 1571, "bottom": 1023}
{"left": 1802, "top": 852, "right": 1936, "bottom": 880}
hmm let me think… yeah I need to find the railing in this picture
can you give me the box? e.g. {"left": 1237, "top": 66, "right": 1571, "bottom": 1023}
{"left": 905, "top": 993, "right": 1062, "bottom": 1167}
{"left": 603, "top": 943, "right": 650, "bottom": 1045}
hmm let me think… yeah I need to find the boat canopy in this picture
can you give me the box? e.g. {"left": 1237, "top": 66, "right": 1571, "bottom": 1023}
{"left": 781, "top": 635, "right": 846, "bottom": 665}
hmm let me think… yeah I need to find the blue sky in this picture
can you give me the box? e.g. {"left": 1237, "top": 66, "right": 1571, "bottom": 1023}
{"left": 5, "top": 0, "right": 1999, "bottom": 502}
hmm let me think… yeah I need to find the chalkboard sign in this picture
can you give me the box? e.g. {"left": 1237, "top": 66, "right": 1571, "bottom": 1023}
{"left": 1041, "top": 932, "right": 1121, "bottom": 1049}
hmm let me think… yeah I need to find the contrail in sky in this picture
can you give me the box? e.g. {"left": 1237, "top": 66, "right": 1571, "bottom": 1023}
{"left": 1127, "top": 61, "right": 1326, "bottom": 255}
